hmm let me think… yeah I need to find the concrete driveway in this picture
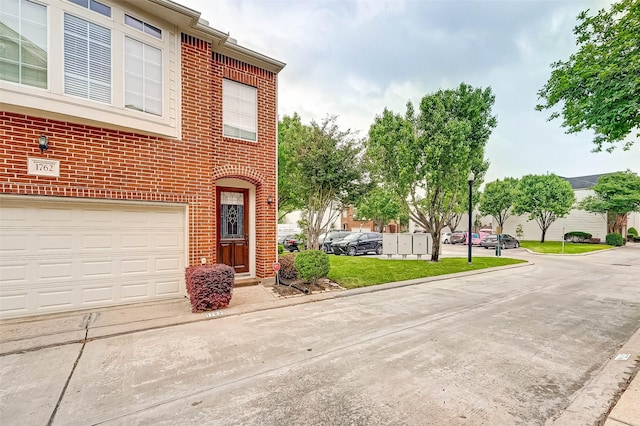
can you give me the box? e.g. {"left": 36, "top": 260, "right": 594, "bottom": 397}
{"left": 1, "top": 245, "right": 639, "bottom": 425}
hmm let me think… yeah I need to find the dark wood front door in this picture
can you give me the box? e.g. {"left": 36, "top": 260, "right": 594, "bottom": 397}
{"left": 217, "top": 187, "right": 249, "bottom": 273}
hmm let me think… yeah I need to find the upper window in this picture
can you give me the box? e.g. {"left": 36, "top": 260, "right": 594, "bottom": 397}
{"left": 124, "top": 14, "right": 161, "bottom": 39}
{"left": 125, "top": 36, "right": 162, "bottom": 115}
{"left": 67, "top": 0, "right": 111, "bottom": 17}
{"left": 63, "top": 13, "right": 111, "bottom": 103}
{"left": 223, "top": 79, "right": 257, "bottom": 142}
{"left": 0, "top": 0, "right": 48, "bottom": 89}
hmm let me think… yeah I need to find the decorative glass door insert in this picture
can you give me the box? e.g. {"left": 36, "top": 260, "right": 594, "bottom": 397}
{"left": 220, "top": 191, "right": 244, "bottom": 239}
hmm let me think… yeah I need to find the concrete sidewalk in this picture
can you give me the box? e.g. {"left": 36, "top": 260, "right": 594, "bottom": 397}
{"left": 1, "top": 262, "right": 638, "bottom": 424}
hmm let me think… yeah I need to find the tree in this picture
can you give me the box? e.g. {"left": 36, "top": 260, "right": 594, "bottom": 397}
{"left": 296, "top": 116, "right": 368, "bottom": 250}
{"left": 479, "top": 177, "right": 519, "bottom": 231}
{"left": 367, "top": 83, "right": 496, "bottom": 261}
{"left": 512, "top": 174, "right": 575, "bottom": 243}
{"left": 578, "top": 171, "right": 640, "bottom": 234}
{"left": 277, "top": 114, "right": 310, "bottom": 221}
{"left": 353, "top": 186, "right": 402, "bottom": 232}
{"left": 536, "top": 0, "right": 640, "bottom": 152}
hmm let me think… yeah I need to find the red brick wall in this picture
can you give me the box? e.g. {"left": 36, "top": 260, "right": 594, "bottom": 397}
{"left": 0, "top": 34, "right": 278, "bottom": 278}
{"left": 341, "top": 206, "right": 404, "bottom": 233}
{"left": 209, "top": 50, "right": 278, "bottom": 279}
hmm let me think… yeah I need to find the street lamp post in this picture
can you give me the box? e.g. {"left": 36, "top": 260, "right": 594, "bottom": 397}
{"left": 467, "top": 171, "right": 475, "bottom": 265}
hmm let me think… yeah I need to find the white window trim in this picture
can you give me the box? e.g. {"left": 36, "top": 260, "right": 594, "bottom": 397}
{"left": 124, "top": 35, "right": 162, "bottom": 116}
{"left": 0, "top": 0, "right": 179, "bottom": 138}
{"left": 223, "top": 78, "right": 258, "bottom": 142}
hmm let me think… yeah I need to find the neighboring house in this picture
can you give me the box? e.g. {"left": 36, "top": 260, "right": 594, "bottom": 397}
{"left": 341, "top": 206, "right": 405, "bottom": 233}
{"left": 0, "top": 0, "right": 284, "bottom": 318}
{"left": 499, "top": 173, "right": 639, "bottom": 241}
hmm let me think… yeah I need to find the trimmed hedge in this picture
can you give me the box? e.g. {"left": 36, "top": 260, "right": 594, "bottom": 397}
{"left": 185, "top": 264, "right": 234, "bottom": 312}
{"left": 564, "top": 231, "right": 592, "bottom": 242}
{"left": 605, "top": 233, "right": 624, "bottom": 247}
{"left": 294, "top": 250, "right": 330, "bottom": 284}
{"left": 628, "top": 227, "right": 638, "bottom": 239}
{"left": 278, "top": 253, "right": 298, "bottom": 280}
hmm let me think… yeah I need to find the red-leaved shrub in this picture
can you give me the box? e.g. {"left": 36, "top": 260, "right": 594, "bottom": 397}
{"left": 185, "top": 264, "right": 234, "bottom": 312}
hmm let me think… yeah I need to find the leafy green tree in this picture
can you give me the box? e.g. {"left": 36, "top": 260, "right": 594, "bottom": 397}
{"left": 297, "top": 116, "right": 368, "bottom": 249}
{"left": 479, "top": 177, "right": 519, "bottom": 230}
{"left": 277, "top": 114, "right": 310, "bottom": 221}
{"left": 367, "top": 83, "right": 496, "bottom": 261}
{"left": 537, "top": 0, "right": 640, "bottom": 152}
{"left": 578, "top": 171, "right": 640, "bottom": 234}
{"left": 354, "top": 186, "right": 402, "bottom": 232}
{"left": 512, "top": 174, "right": 575, "bottom": 243}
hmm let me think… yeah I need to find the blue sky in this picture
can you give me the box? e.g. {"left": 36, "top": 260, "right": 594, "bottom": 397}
{"left": 182, "top": 0, "right": 639, "bottom": 182}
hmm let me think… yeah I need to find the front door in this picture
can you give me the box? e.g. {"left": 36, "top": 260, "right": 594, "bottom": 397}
{"left": 217, "top": 187, "right": 249, "bottom": 273}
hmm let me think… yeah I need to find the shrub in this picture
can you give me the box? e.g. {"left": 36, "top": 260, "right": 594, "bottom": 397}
{"left": 294, "top": 250, "right": 330, "bottom": 285}
{"left": 628, "top": 227, "right": 638, "bottom": 236}
{"left": 278, "top": 243, "right": 284, "bottom": 254}
{"left": 605, "top": 233, "right": 624, "bottom": 247}
{"left": 563, "top": 231, "right": 592, "bottom": 242}
{"left": 185, "top": 264, "right": 234, "bottom": 312}
{"left": 278, "top": 253, "right": 298, "bottom": 280}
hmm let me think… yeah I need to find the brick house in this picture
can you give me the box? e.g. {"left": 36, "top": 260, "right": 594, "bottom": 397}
{"left": 340, "top": 206, "right": 405, "bottom": 233}
{"left": 0, "top": 0, "right": 284, "bottom": 318}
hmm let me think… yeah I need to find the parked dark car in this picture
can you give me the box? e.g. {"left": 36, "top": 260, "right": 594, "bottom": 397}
{"left": 480, "top": 234, "right": 520, "bottom": 249}
{"left": 319, "top": 231, "right": 352, "bottom": 253}
{"left": 282, "top": 234, "right": 303, "bottom": 252}
{"left": 450, "top": 231, "right": 467, "bottom": 245}
{"left": 331, "top": 232, "right": 383, "bottom": 256}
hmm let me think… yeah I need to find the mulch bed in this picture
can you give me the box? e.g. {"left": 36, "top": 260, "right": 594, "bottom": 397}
{"left": 269, "top": 278, "right": 344, "bottom": 298}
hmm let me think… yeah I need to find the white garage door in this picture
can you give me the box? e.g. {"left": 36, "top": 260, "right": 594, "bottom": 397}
{"left": 0, "top": 197, "right": 186, "bottom": 319}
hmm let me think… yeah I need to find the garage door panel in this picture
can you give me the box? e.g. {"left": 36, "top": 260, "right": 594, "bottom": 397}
{"left": 157, "top": 279, "right": 180, "bottom": 295}
{"left": 0, "top": 206, "right": 27, "bottom": 221}
{"left": 121, "top": 259, "right": 149, "bottom": 275}
{"left": 40, "top": 235, "right": 73, "bottom": 251}
{"left": 121, "top": 282, "right": 150, "bottom": 299}
{"left": 38, "top": 290, "right": 74, "bottom": 309}
{"left": 82, "top": 286, "right": 114, "bottom": 303}
{"left": 81, "top": 260, "right": 115, "bottom": 277}
{"left": 83, "top": 234, "right": 113, "bottom": 250}
{"left": 0, "top": 293, "right": 28, "bottom": 314}
{"left": 122, "top": 210, "right": 149, "bottom": 224}
{"left": 0, "top": 198, "right": 187, "bottom": 318}
{"left": 1, "top": 234, "right": 27, "bottom": 253}
{"left": 0, "top": 264, "right": 28, "bottom": 285}
{"left": 156, "top": 233, "right": 181, "bottom": 248}
{"left": 156, "top": 257, "right": 181, "bottom": 272}
{"left": 121, "top": 233, "right": 149, "bottom": 249}
{"left": 40, "top": 208, "right": 73, "bottom": 223}
{"left": 80, "top": 209, "right": 113, "bottom": 224}
{"left": 39, "top": 262, "right": 74, "bottom": 280}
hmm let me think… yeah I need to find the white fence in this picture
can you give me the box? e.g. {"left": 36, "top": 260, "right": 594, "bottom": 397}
{"left": 382, "top": 233, "right": 433, "bottom": 259}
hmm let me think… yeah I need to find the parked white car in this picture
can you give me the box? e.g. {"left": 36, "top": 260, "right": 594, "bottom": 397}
{"left": 441, "top": 232, "right": 452, "bottom": 244}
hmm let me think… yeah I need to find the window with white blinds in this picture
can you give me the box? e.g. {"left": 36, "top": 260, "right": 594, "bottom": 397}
{"left": 125, "top": 36, "right": 162, "bottom": 115}
{"left": 63, "top": 13, "right": 111, "bottom": 103}
{"left": 223, "top": 79, "right": 257, "bottom": 142}
{"left": 0, "top": 0, "right": 48, "bottom": 89}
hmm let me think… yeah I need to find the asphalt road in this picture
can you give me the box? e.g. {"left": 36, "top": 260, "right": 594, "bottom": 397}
{"left": 4, "top": 245, "right": 640, "bottom": 425}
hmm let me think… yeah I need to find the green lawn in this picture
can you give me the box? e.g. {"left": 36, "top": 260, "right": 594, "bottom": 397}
{"left": 327, "top": 256, "right": 525, "bottom": 289}
{"left": 520, "top": 240, "right": 613, "bottom": 254}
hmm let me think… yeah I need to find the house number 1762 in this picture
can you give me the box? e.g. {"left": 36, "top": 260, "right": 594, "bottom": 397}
{"left": 35, "top": 163, "right": 55, "bottom": 172}
{"left": 28, "top": 158, "right": 60, "bottom": 177}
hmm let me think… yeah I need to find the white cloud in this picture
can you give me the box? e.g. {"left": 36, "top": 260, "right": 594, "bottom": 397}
{"left": 182, "top": 0, "right": 639, "bottom": 180}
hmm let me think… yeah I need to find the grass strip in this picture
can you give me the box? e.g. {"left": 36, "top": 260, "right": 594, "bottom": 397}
{"left": 328, "top": 256, "right": 525, "bottom": 289}
{"left": 520, "top": 240, "right": 613, "bottom": 254}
